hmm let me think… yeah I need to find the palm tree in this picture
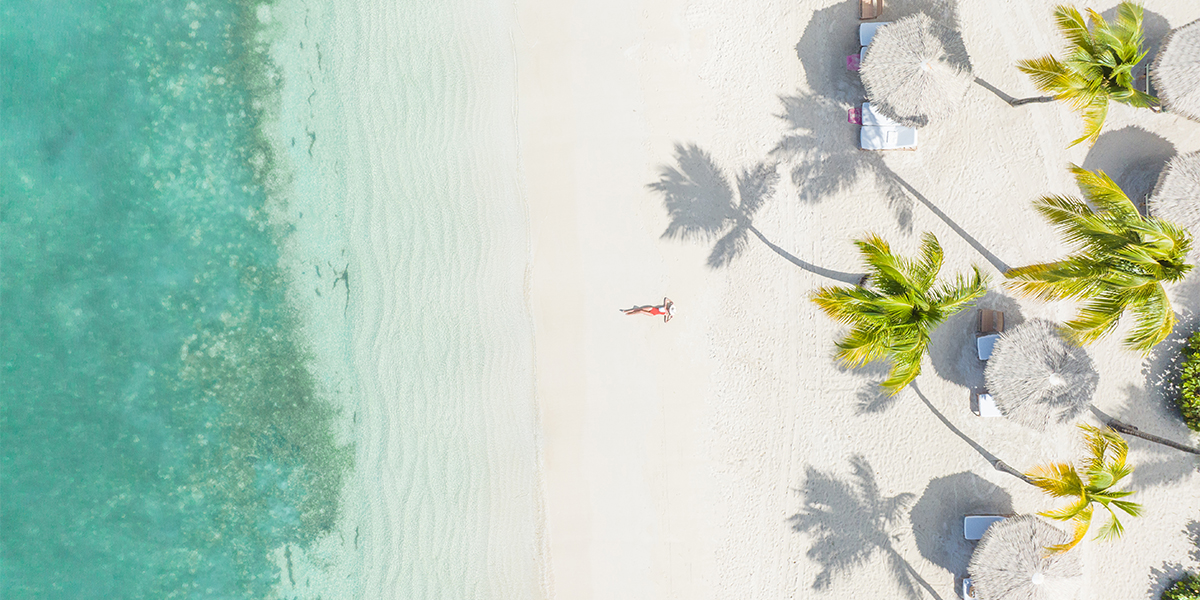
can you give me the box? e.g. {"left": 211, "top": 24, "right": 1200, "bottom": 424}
{"left": 1017, "top": 2, "right": 1156, "bottom": 147}
{"left": 812, "top": 232, "right": 987, "bottom": 394}
{"left": 1026, "top": 424, "right": 1142, "bottom": 554}
{"left": 1005, "top": 165, "right": 1193, "bottom": 353}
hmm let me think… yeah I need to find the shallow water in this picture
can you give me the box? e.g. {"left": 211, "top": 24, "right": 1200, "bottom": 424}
{"left": 1, "top": 0, "right": 351, "bottom": 597}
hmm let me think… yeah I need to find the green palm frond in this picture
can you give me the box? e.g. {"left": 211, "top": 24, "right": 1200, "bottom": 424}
{"left": 1006, "top": 164, "right": 1193, "bottom": 352}
{"left": 1005, "top": 258, "right": 1104, "bottom": 301}
{"left": 1045, "top": 505, "right": 1093, "bottom": 554}
{"left": 930, "top": 268, "right": 987, "bottom": 315}
{"left": 1092, "top": 509, "right": 1125, "bottom": 541}
{"left": 1068, "top": 165, "right": 1138, "bottom": 218}
{"left": 1029, "top": 423, "right": 1139, "bottom": 554}
{"left": 1040, "top": 496, "right": 1091, "bottom": 522}
{"left": 812, "top": 233, "right": 985, "bottom": 395}
{"left": 1016, "top": 56, "right": 1074, "bottom": 97}
{"left": 911, "top": 232, "right": 945, "bottom": 291}
{"left": 1055, "top": 6, "right": 1095, "bottom": 55}
{"left": 1111, "top": 499, "right": 1143, "bottom": 517}
{"left": 1064, "top": 290, "right": 1130, "bottom": 345}
{"left": 1072, "top": 97, "right": 1109, "bottom": 147}
{"left": 1124, "top": 286, "right": 1175, "bottom": 353}
{"left": 1027, "top": 462, "right": 1083, "bottom": 497}
{"left": 1079, "top": 424, "right": 1114, "bottom": 472}
{"left": 879, "top": 349, "right": 924, "bottom": 394}
{"left": 1021, "top": 2, "right": 1155, "bottom": 145}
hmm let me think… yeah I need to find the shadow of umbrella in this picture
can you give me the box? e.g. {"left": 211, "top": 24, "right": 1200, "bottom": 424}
{"left": 790, "top": 454, "right": 944, "bottom": 600}
{"left": 909, "top": 472, "right": 1013, "bottom": 582}
{"left": 927, "top": 291, "right": 1024, "bottom": 389}
{"left": 1081, "top": 126, "right": 1176, "bottom": 210}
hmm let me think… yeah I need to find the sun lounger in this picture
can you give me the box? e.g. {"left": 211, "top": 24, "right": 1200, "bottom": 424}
{"left": 976, "top": 334, "right": 999, "bottom": 360}
{"left": 976, "top": 309, "right": 1004, "bottom": 360}
{"left": 979, "top": 309, "right": 1004, "bottom": 334}
{"left": 964, "top": 515, "right": 1007, "bottom": 540}
{"left": 860, "top": 125, "right": 917, "bottom": 150}
{"left": 859, "top": 22, "right": 888, "bottom": 46}
{"left": 972, "top": 390, "right": 1002, "bottom": 418}
{"left": 963, "top": 577, "right": 977, "bottom": 600}
{"left": 860, "top": 0, "right": 883, "bottom": 20}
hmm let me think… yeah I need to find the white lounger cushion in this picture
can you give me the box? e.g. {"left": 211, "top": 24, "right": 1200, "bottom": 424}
{"left": 964, "top": 515, "right": 1007, "bottom": 540}
{"left": 859, "top": 22, "right": 888, "bottom": 46}
{"left": 977, "top": 393, "right": 1002, "bottom": 418}
{"left": 977, "top": 333, "right": 1000, "bottom": 360}
{"left": 861, "top": 102, "right": 903, "bottom": 127}
{"left": 860, "top": 125, "right": 917, "bottom": 150}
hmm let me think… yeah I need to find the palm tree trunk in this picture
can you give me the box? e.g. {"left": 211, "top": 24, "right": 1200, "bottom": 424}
{"left": 973, "top": 77, "right": 1056, "bottom": 107}
{"left": 1098, "top": 416, "right": 1200, "bottom": 455}
{"left": 1009, "top": 96, "right": 1057, "bottom": 106}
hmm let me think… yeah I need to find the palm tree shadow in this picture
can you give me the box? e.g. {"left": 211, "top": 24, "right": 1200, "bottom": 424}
{"left": 648, "top": 143, "right": 864, "bottom": 284}
{"left": 772, "top": 92, "right": 913, "bottom": 233}
{"left": 773, "top": 92, "right": 1009, "bottom": 273}
{"left": 790, "top": 454, "right": 943, "bottom": 600}
{"left": 1146, "top": 520, "right": 1198, "bottom": 598}
{"left": 851, "top": 364, "right": 904, "bottom": 414}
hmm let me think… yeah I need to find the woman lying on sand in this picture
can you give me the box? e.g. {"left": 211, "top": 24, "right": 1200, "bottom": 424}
{"left": 621, "top": 297, "right": 675, "bottom": 322}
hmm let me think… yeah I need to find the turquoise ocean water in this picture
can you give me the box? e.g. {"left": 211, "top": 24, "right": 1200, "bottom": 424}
{"left": 2, "top": 0, "right": 540, "bottom": 597}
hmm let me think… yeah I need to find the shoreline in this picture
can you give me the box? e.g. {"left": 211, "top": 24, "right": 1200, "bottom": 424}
{"left": 265, "top": 0, "right": 551, "bottom": 596}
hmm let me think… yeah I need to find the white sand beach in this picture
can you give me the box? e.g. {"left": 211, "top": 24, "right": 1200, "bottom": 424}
{"left": 517, "top": 1, "right": 1200, "bottom": 598}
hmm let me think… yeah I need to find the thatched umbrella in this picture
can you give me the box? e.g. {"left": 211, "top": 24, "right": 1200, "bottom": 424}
{"left": 860, "top": 13, "right": 973, "bottom": 127}
{"left": 968, "top": 515, "right": 1082, "bottom": 600}
{"left": 983, "top": 319, "right": 1098, "bottom": 431}
{"left": 1152, "top": 19, "right": 1200, "bottom": 123}
{"left": 1148, "top": 150, "right": 1200, "bottom": 236}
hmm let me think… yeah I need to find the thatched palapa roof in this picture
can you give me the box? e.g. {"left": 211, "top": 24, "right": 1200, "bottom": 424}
{"left": 1148, "top": 150, "right": 1200, "bottom": 238}
{"left": 983, "top": 319, "right": 1098, "bottom": 431}
{"left": 860, "top": 14, "right": 973, "bottom": 128}
{"left": 1152, "top": 19, "right": 1200, "bottom": 122}
{"left": 968, "top": 515, "right": 1082, "bottom": 600}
